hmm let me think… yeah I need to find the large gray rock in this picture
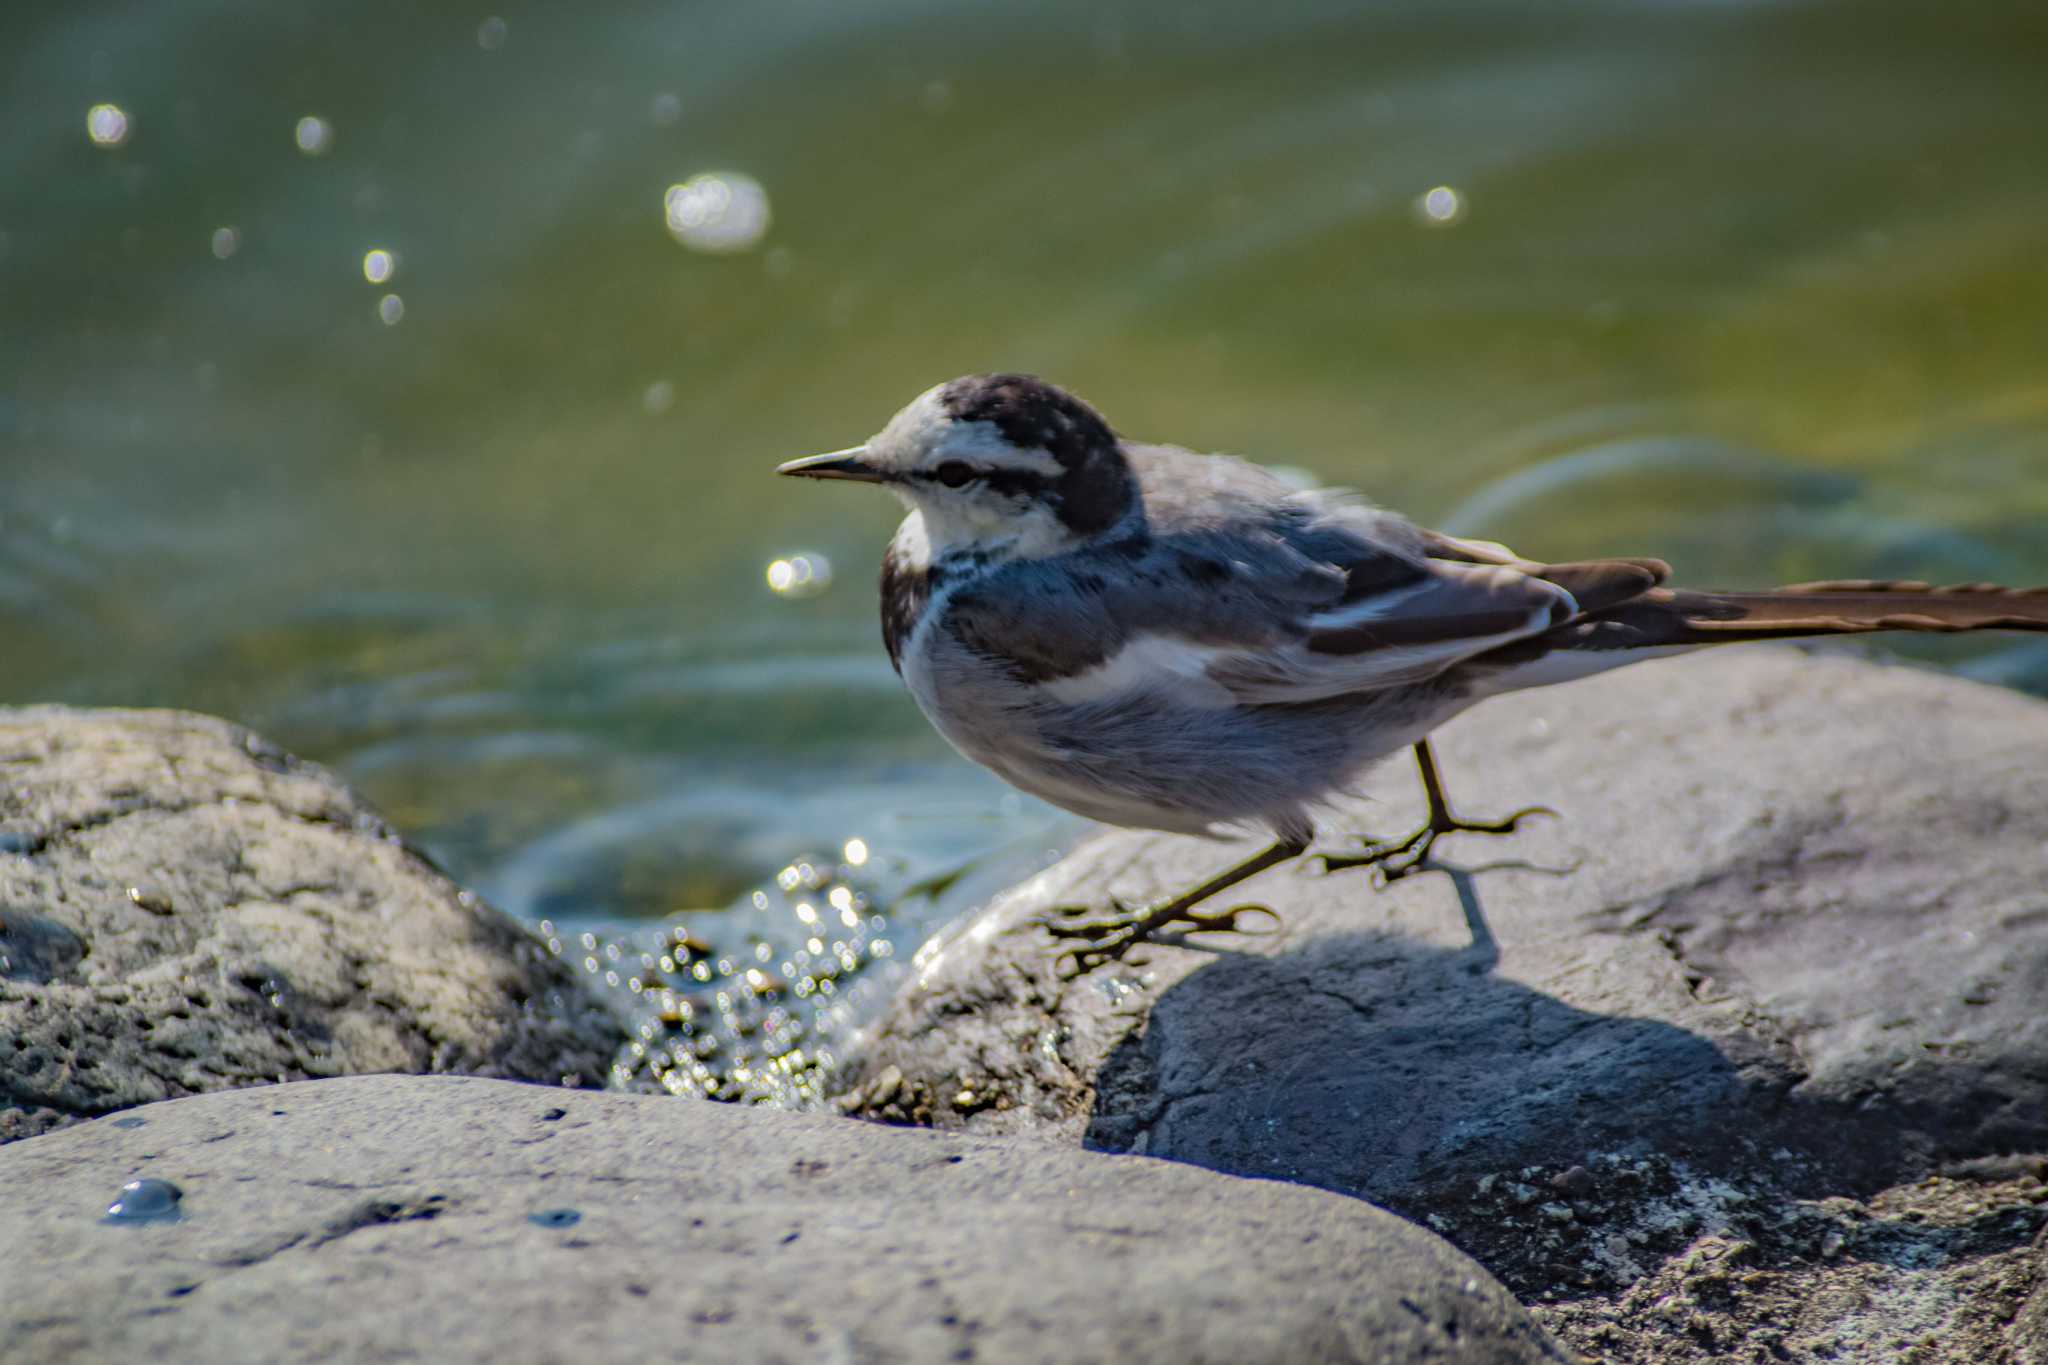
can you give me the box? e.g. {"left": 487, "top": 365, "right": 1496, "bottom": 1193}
{"left": 832, "top": 649, "right": 2048, "bottom": 1351}
{"left": 0, "top": 707, "right": 622, "bottom": 1142}
{"left": 0, "top": 1074, "right": 1565, "bottom": 1364}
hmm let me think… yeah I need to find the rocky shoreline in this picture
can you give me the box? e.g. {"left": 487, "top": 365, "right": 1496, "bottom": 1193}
{"left": 5, "top": 649, "right": 2047, "bottom": 1361}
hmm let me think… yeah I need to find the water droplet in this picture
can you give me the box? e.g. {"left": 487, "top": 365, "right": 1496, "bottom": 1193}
{"left": 87, "top": 103, "right": 130, "bottom": 148}
{"left": 528, "top": 1208, "right": 581, "bottom": 1228}
{"left": 295, "top": 115, "right": 333, "bottom": 156}
{"left": 104, "top": 1178, "right": 183, "bottom": 1224}
{"left": 663, "top": 172, "right": 771, "bottom": 253}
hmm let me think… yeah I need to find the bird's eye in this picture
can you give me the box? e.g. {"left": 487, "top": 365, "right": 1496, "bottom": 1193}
{"left": 933, "top": 461, "right": 977, "bottom": 488}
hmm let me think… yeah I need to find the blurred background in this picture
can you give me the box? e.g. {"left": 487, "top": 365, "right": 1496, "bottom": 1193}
{"left": 6, "top": 0, "right": 2047, "bottom": 959}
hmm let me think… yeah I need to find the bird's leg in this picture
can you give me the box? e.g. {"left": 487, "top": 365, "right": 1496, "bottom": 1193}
{"left": 1318, "top": 739, "right": 1553, "bottom": 883}
{"left": 1041, "top": 837, "right": 1306, "bottom": 976}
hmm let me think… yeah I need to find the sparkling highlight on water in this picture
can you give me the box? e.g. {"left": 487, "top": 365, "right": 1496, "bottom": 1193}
{"left": 766, "top": 553, "right": 832, "bottom": 598}
{"left": 664, "top": 172, "right": 772, "bottom": 253}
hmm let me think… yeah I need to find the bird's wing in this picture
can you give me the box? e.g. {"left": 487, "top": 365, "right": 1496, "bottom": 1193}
{"left": 1189, "top": 489, "right": 1674, "bottom": 701}
{"left": 1204, "top": 552, "right": 1584, "bottom": 702}
{"left": 939, "top": 446, "right": 1674, "bottom": 708}
{"left": 943, "top": 517, "right": 1662, "bottom": 708}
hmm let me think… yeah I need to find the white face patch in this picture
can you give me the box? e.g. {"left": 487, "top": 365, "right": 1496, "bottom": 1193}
{"left": 915, "top": 496, "right": 1073, "bottom": 560}
{"left": 864, "top": 386, "right": 1082, "bottom": 561}
{"left": 922, "top": 422, "right": 1065, "bottom": 479}
{"left": 867, "top": 388, "right": 1065, "bottom": 480}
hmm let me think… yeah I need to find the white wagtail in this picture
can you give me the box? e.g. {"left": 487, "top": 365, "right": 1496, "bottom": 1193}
{"left": 780, "top": 374, "right": 2048, "bottom": 972}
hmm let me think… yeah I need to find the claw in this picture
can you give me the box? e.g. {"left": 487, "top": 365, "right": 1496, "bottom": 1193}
{"left": 1039, "top": 899, "right": 1284, "bottom": 978}
{"left": 1318, "top": 804, "right": 1557, "bottom": 883}
{"left": 1031, "top": 837, "right": 1309, "bottom": 977}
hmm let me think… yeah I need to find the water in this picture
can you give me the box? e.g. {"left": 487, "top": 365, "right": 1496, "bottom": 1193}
{"left": 5, "top": 3, "right": 2046, "bottom": 991}
{"left": 527, "top": 1208, "right": 582, "bottom": 1229}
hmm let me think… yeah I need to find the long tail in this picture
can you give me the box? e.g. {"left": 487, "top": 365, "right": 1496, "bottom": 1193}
{"left": 1471, "top": 571, "right": 2048, "bottom": 692}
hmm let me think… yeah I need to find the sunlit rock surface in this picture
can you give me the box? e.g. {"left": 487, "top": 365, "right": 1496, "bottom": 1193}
{"left": 833, "top": 649, "right": 2048, "bottom": 1359}
{"left": 0, "top": 707, "right": 622, "bottom": 1142}
{"left": 0, "top": 1075, "right": 1566, "bottom": 1364}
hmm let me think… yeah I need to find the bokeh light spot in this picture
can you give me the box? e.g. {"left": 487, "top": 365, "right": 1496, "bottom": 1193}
{"left": 295, "top": 116, "right": 333, "bottom": 156}
{"left": 362, "top": 248, "right": 396, "bottom": 284}
{"left": 642, "top": 380, "right": 675, "bottom": 415}
{"left": 664, "top": 172, "right": 771, "bottom": 253}
{"left": 765, "top": 553, "right": 832, "bottom": 598}
{"left": 650, "top": 92, "right": 682, "bottom": 126}
{"left": 477, "top": 16, "right": 508, "bottom": 50}
{"left": 210, "top": 227, "right": 240, "bottom": 260}
{"left": 377, "top": 293, "right": 404, "bottom": 325}
{"left": 1416, "top": 184, "right": 1466, "bottom": 225}
{"left": 843, "top": 838, "right": 869, "bottom": 867}
{"left": 87, "top": 104, "right": 130, "bottom": 147}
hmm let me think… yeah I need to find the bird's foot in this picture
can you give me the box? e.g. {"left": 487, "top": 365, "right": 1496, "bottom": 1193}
{"left": 1039, "top": 898, "right": 1281, "bottom": 977}
{"left": 1315, "top": 804, "right": 1555, "bottom": 884}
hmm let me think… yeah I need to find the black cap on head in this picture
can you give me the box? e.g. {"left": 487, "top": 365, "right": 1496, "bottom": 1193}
{"left": 937, "top": 374, "right": 1134, "bottom": 536}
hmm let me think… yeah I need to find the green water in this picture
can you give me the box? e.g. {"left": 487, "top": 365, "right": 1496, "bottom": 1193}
{"left": 6, "top": 0, "right": 2047, "bottom": 944}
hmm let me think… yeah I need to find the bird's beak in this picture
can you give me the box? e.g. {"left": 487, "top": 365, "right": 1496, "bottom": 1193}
{"left": 776, "top": 446, "right": 885, "bottom": 483}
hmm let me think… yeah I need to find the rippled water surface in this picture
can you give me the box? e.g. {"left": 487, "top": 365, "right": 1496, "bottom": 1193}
{"left": 7, "top": 2, "right": 2046, "bottom": 975}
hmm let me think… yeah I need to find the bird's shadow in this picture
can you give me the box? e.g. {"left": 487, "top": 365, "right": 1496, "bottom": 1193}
{"left": 1083, "top": 860, "right": 1911, "bottom": 1213}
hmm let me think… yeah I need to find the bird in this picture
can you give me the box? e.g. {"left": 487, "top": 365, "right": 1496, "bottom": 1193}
{"left": 778, "top": 374, "right": 2048, "bottom": 974}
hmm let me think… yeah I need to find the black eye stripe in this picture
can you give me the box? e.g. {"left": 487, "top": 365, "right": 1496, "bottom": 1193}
{"left": 922, "top": 464, "right": 1049, "bottom": 498}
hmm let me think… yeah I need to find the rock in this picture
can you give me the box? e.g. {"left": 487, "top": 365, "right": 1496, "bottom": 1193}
{"left": 0, "top": 707, "right": 622, "bottom": 1142}
{"left": 1532, "top": 1166, "right": 2048, "bottom": 1365}
{"left": 0, "top": 1074, "right": 1566, "bottom": 1364}
{"left": 832, "top": 649, "right": 2048, "bottom": 1357}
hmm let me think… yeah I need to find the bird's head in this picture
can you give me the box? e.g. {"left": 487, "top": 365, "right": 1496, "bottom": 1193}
{"left": 778, "top": 374, "right": 1137, "bottom": 559}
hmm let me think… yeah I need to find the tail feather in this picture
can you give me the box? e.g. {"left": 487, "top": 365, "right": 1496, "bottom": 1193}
{"left": 1469, "top": 575, "right": 2048, "bottom": 693}
{"left": 1637, "top": 583, "right": 2048, "bottom": 643}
